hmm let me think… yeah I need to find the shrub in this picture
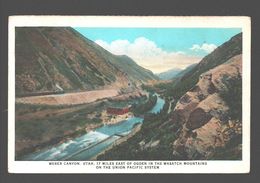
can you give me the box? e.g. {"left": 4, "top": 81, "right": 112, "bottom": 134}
{"left": 220, "top": 74, "right": 242, "bottom": 120}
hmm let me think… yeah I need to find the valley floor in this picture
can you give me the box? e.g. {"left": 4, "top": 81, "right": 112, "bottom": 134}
{"left": 16, "top": 89, "right": 120, "bottom": 105}
{"left": 15, "top": 89, "right": 148, "bottom": 159}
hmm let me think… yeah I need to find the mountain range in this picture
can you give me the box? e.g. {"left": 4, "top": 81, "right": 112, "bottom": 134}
{"left": 15, "top": 27, "right": 158, "bottom": 96}
{"left": 157, "top": 68, "right": 182, "bottom": 80}
{"left": 15, "top": 27, "right": 243, "bottom": 161}
{"left": 97, "top": 32, "right": 243, "bottom": 160}
{"left": 157, "top": 64, "right": 197, "bottom": 80}
{"left": 174, "top": 33, "right": 242, "bottom": 88}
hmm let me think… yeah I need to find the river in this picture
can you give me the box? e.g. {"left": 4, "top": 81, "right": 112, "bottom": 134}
{"left": 149, "top": 95, "right": 165, "bottom": 114}
{"left": 21, "top": 95, "right": 165, "bottom": 161}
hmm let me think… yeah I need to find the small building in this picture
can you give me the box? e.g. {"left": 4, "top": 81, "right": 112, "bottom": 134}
{"left": 107, "top": 107, "right": 129, "bottom": 115}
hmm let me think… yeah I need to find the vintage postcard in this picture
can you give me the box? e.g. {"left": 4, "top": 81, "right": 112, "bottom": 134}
{"left": 8, "top": 16, "right": 251, "bottom": 173}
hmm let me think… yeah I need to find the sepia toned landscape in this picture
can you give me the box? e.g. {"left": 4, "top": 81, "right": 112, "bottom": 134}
{"left": 15, "top": 27, "right": 242, "bottom": 161}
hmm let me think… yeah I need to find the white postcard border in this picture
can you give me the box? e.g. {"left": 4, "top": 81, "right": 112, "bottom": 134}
{"left": 8, "top": 16, "right": 251, "bottom": 174}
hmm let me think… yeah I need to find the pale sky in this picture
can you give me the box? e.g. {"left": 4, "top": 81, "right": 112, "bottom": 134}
{"left": 74, "top": 28, "right": 241, "bottom": 74}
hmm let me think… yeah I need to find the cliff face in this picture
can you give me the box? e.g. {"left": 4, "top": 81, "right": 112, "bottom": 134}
{"left": 171, "top": 54, "right": 242, "bottom": 160}
{"left": 88, "top": 33, "right": 244, "bottom": 161}
{"left": 181, "top": 33, "right": 242, "bottom": 81}
{"left": 15, "top": 27, "right": 158, "bottom": 96}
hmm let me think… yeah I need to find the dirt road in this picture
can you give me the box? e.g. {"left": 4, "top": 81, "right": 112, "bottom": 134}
{"left": 16, "top": 89, "right": 119, "bottom": 105}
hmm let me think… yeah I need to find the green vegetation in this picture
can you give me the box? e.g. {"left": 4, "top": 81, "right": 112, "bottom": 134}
{"left": 98, "top": 33, "right": 243, "bottom": 160}
{"left": 16, "top": 104, "right": 102, "bottom": 139}
{"left": 220, "top": 74, "right": 242, "bottom": 120}
{"left": 16, "top": 102, "right": 73, "bottom": 112}
{"left": 15, "top": 95, "right": 147, "bottom": 158}
{"left": 97, "top": 98, "right": 179, "bottom": 160}
{"left": 142, "top": 73, "right": 199, "bottom": 108}
{"left": 15, "top": 103, "right": 105, "bottom": 159}
{"left": 15, "top": 29, "right": 243, "bottom": 161}
{"left": 52, "top": 57, "right": 84, "bottom": 89}
{"left": 210, "top": 134, "right": 242, "bottom": 160}
{"left": 141, "top": 84, "right": 156, "bottom": 93}
{"left": 75, "top": 53, "right": 106, "bottom": 86}
{"left": 166, "top": 75, "right": 199, "bottom": 99}
{"left": 143, "top": 33, "right": 242, "bottom": 101}
{"left": 15, "top": 27, "right": 158, "bottom": 95}
{"left": 107, "top": 55, "right": 159, "bottom": 82}
{"left": 99, "top": 34, "right": 242, "bottom": 160}
{"left": 131, "top": 94, "right": 157, "bottom": 115}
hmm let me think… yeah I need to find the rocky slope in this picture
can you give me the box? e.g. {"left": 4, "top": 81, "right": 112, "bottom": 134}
{"left": 179, "top": 33, "right": 242, "bottom": 83}
{"left": 15, "top": 27, "right": 158, "bottom": 96}
{"left": 171, "top": 54, "right": 242, "bottom": 160}
{"left": 90, "top": 33, "right": 243, "bottom": 161}
{"left": 166, "top": 33, "right": 242, "bottom": 99}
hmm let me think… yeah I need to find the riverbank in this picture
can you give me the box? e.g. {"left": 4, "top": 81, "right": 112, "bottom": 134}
{"left": 19, "top": 117, "right": 144, "bottom": 161}
{"left": 100, "top": 110, "right": 134, "bottom": 125}
{"left": 16, "top": 112, "right": 134, "bottom": 160}
{"left": 16, "top": 89, "right": 119, "bottom": 105}
{"left": 91, "top": 123, "right": 142, "bottom": 160}
{"left": 15, "top": 89, "right": 148, "bottom": 157}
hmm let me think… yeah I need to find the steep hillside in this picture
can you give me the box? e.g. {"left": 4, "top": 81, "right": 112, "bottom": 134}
{"left": 15, "top": 27, "right": 158, "bottom": 96}
{"left": 171, "top": 54, "right": 242, "bottom": 160}
{"left": 157, "top": 68, "right": 183, "bottom": 80}
{"left": 150, "top": 33, "right": 242, "bottom": 98}
{"left": 97, "top": 33, "right": 243, "bottom": 160}
{"left": 157, "top": 64, "right": 197, "bottom": 81}
{"left": 98, "top": 54, "right": 242, "bottom": 161}
{"left": 181, "top": 33, "right": 241, "bottom": 81}
{"left": 173, "top": 64, "right": 197, "bottom": 79}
